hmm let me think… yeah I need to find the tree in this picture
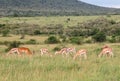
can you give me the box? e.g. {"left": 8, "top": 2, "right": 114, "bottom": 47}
{"left": 92, "top": 32, "right": 106, "bottom": 42}
{"left": 45, "top": 36, "right": 60, "bottom": 44}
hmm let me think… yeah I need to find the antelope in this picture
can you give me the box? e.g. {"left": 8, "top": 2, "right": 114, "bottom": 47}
{"left": 73, "top": 49, "right": 87, "bottom": 60}
{"left": 7, "top": 47, "right": 32, "bottom": 56}
{"left": 55, "top": 47, "right": 76, "bottom": 57}
{"left": 98, "top": 45, "right": 114, "bottom": 58}
{"left": 55, "top": 48, "right": 67, "bottom": 56}
{"left": 40, "top": 48, "right": 52, "bottom": 57}
{"left": 66, "top": 47, "right": 76, "bottom": 54}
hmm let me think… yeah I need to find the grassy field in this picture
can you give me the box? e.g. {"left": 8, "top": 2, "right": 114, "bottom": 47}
{"left": 0, "top": 15, "right": 120, "bottom": 81}
{"left": 0, "top": 15, "right": 120, "bottom": 27}
{"left": 0, "top": 41, "right": 120, "bottom": 81}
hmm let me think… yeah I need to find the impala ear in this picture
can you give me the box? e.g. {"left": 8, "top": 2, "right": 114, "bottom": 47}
{"left": 102, "top": 45, "right": 109, "bottom": 49}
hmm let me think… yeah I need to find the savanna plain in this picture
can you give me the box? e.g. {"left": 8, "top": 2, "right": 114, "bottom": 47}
{"left": 0, "top": 15, "right": 120, "bottom": 81}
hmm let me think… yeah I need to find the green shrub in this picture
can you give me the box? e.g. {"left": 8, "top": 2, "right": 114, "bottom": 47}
{"left": 5, "top": 41, "right": 21, "bottom": 52}
{"left": 108, "top": 36, "right": 120, "bottom": 43}
{"left": 0, "top": 24, "right": 5, "bottom": 28}
{"left": 69, "top": 37, "right": 83, "bottom": 45}
{"left": 53, "top": 47, "right": 61, "bottom": 51}
{"left": 108, "top": 35, "right": 116, "bottom": 43}
{"left": 109, "top": 20, "right": 116, "bottom": 25}
{"left": 53, "top": 44, "right": 66, "bottom": 51}
{"left": 92, "top": 32, "right": 106, "bottom": 42}
{"left": 45, "top": 36, "right": 60, "bottom": 44}
{"left": 26, "top": 39, "right": 37, "bottom": 44}
{"left": 59, "top": 35, "right": 68, "bottom": 43}
{"left": 34, "top": 30, "right": 41, "bottom": 35}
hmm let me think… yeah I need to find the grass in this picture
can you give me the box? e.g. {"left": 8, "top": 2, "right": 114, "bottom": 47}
{"left": 0, "top": 34, "right": 48, "bottom": 44}
{"left": 0, "top": 43, "right": 120, "bottom": 81}
{"left": 0, "top": 15, "right": 120, "bottom": 81}
{"left": 0, "top": 15, "right": 120, "bottom": 27}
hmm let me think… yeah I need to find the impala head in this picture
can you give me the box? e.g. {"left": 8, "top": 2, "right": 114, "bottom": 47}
{"left": 98, "top": 46, "right": 113, "bottom": 58}
{"left": 102, "top": 45, "right": 109, "bottom": 49}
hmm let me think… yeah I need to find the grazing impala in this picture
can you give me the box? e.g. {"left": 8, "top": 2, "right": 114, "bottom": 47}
{"left": 55, "top": 48, "right": 67, "bottom": 56}
{"left": 7, "top": 47, "right": 32, "bottom": 56}
{"left": 66, "top": 47, "right": 76, "bottom": 54}
{"left": 98, "top": 45, "right": 114, "bottom": 58}
{"left": 55, "top": 47, "right": 76, "bottom": 57}
{"left": 7, "top": 48, "right": 20, "bottom": 55}
{"left": 73, "top": 49, "right": 87, "bottom": 60}
{"left": 40, "top": 48, "right": 52, "bottom": 57}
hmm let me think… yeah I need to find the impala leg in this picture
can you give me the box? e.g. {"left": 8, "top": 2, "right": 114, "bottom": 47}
{"left": 84, "top": 53, "right": 87, "bottom": 59}
{"left": 110, "top": 52, "right": 114, "bottom": 58}
{"left": 40, "top": 51, "right": 43, "bottom": 56}
{"left": 65, "top": 52, "right": 69, "bottom": 57}
{"left": 73, "top": 54, "right": 78, "bottom": 60}
{"left": 98, "top": 52, "right": 103, "bottom": 58}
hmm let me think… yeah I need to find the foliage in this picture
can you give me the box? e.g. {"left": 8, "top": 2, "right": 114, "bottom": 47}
{"left": 0, "top": 24, "right": 5, "bottom": 28}
{"left": 53, "top": 46, "right": 61, "bottom": 51}
{"left": 45, "top": 36, "right": 60, "bottom": 44}
{"left": 0, "top": 17, "right": 120, "bottom": 43}
{"left": 26, "top": 39, "right": 37, "bottom": 44}
{"left": 5, "top": 41, "right": 21, "bottom": 52}
{"left": 92, "top": 32, "right": 106, "bottom": 42}
{"left": 69, "top": 37, "right": 83, "bottom": 44}
{"left": 34, "top": 30, "right": 41, "bottom": 35}
{"left": 108, "top": 36, "right": 120, "bottom": 43}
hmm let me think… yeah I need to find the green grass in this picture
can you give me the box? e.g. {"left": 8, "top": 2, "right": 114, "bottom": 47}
{"left": 0, "top": 15, "right": 120, "bottom": 81}
{"left": 0, "top": 15, "right": 120, "bottom": 27}
{"left": 0, "top": 43, "right": 120, "bottom": 81}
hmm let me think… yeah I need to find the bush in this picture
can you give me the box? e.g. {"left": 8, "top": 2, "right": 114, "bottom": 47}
{"left": 59, "top": 35, "right": 68, "bottom": 43}
{"left": 2, "top": 29, "right": 10, "bottom": 37}
{"left": 45, "top": 36, "right": 60, "bottom": 44}
{"left": 69, "top": 37, "right": 83, "bottom": 45}
{"left": 0, "top": 24, "right": 5, "bottom": 28}
{"left": 53, "top": 47, "right": 61, "bottom": 51}
{"left": 26, "top": 39, "right": 37, "bottom": 44}
{"left": 53, "top": 44, "right": 66, "bottom": 51}
{"left": 92, "top": 32, "right": 106, "bottom": 42}
{"left": 108, "top": 36, "right": 120, "bottom": 43}
{"left": 5, "top": 41, "right": 21, "bottom": 52}
{"left": 34, "top": 30, "right": 41, "bottom": 35}
{"left": 109, "top": 20, "right": 116, "bottom": 25}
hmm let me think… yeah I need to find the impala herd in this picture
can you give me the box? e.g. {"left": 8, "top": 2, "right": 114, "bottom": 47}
{"left": 6, "top": 45, "right": 114, "bottom": 59}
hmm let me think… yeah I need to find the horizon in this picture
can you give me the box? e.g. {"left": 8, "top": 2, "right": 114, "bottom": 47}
{"left": 80, "top": 0, "right": 120, "bottom": 8}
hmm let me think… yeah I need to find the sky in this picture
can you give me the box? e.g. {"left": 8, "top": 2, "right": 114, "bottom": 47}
{"left": 80, "top": 0, "right": 120, "bottom": 8}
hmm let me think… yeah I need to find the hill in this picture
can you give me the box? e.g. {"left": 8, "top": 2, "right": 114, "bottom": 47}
{"left": 0, "top": 0, "right": 120, "bottom": 16}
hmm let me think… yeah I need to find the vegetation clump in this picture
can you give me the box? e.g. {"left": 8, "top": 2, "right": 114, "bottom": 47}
{"left": 45, "top": 36, "right": 60, "bottom": 44}
{"left": 5, "top": 41, "right": 21, "bottom": 52}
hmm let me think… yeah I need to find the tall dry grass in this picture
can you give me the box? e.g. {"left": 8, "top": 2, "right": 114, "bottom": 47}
{"left": 0, "top": 43, "right": 120, "bottom": 81}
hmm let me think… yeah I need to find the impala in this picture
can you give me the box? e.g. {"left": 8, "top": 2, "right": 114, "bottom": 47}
{"left": 7, "top": 47, "right": 32, "bottom": 56}
{"left": 40, "top": 48, "right": 52, "bottom": 57}
{"left": 55, "top": 48, "right": 67, "bottom": 56}
{"left": 98, "top": 46, "right": 114, "bottom": 58}
{"left": 66, "top": 47, "right": 76, "bottom": 54}
{"left": 73, "top": 49, "right": 87, "bottom": 60}
{"left": 55, "top": 47, "right": 76, "bottom": 57}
